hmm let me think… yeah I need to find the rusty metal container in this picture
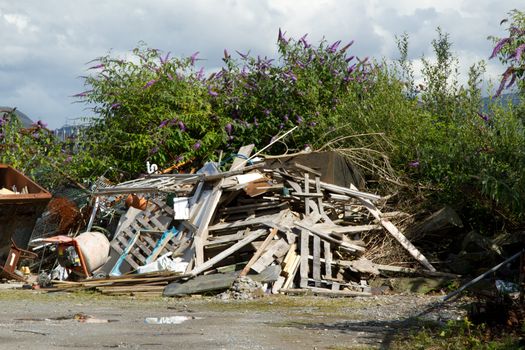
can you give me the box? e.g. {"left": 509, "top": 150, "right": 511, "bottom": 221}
{"left": 0, "top": 164, "right": 51, "bottom": 261}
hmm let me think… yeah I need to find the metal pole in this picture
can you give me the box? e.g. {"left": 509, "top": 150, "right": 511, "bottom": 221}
{"left": 443, "top": 250, "right": 523, "bottom": 302}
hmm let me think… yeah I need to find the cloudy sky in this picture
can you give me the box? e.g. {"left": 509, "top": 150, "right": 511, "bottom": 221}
{"left": 0, "top": 0, "right": 522, "bottom": 129}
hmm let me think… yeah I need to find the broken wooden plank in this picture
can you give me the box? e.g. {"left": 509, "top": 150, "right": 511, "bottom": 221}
{"left": 282, "top": 243, "right": 297, "bottom": 275}
{"left": 311, "top": 223, "right": 380, "bottom": 235}
{"left": 230, "top": 144, "right": 255, "bottom": 170}
{"left": 282, "top": 255, "right": 301, "bottom": 290}
{"left": 304, "top": 172, "right": 311, "bottom": 215}
{"left": 251, "top": 239, "right": 290, "bottom": 273}
{"left": 280, "top": 287, "right": 371, "bottom": 297}
{"left": 324, "top": 241, "right": 332, "bottom": 280}
{"left": 313, "top": 235, "right": 321, "bottom": 287}
{"left": 299, "top": 229, "right": 309, "bottom": 288}
{"left": 293, "top": 162, "right": 322, "bottom": 177}
{"left": 350, "top": 184, "right": 436, "bottom": 272}
{"left": 208, "top": 212, "right": 283, "bottom": 232}
{"left": 189, "top": 229, "right": 267, "bottom": 276}
{"left": 316, "top": 181, "right": 381, "bottom": 201}
{"left": 294, "top": 221, "right": 365, "bottom": 253}
{"left": 239, "top": 228, "right": 278, "bottom": 277}
{"left": 204, "top": 231, "right": 246, "bottom": 246}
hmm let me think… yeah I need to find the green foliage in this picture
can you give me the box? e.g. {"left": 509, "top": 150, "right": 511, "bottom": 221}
{"left": 386, "top": 29, "right": 525, "bottom": 223}
{"left": 391, "top": 318, "right": 522, "bottom": 350}
{"left": 2, "top": 21, "right": 523, "bottom": 230}
{"left": 0, "top": 112, "right": 71, "bottom": 189}
{"left": 75, "top": 35, "right": 373, "bottom": 180}
{"left": 74, "top": 44, "right": 222, "bottom": 179}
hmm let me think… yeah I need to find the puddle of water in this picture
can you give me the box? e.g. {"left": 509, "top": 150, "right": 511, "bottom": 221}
{"left": 15, "top": 313, "right": 118, "bottom": 324}
{"left": 144, "top": 316, "right": 200, "bottom": 325}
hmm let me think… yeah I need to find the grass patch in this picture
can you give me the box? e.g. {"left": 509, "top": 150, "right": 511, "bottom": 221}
{"left": 327, "top": 346, "right": 377, "bottom": 350}
{"left": 390, "top": 318, "right": 523, "bottom": 350}
{"left": 200, "top": 295, "right": 369, "bottom": 313}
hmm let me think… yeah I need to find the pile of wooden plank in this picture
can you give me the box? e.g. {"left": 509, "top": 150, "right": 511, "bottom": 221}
{"left": 50, "top": 147, "right": 454, "bottom": 297}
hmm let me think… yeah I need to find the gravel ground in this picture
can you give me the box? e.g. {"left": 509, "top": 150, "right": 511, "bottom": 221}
{"left": 0, "top": 289, "right": 467, "bottom": 349}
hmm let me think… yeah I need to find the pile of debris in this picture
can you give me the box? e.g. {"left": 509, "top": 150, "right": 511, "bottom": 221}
{"left": 33, "top": 147, "right": 457, "bottom": 297}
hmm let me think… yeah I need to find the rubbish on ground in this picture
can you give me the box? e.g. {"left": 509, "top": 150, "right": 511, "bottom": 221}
{"left": 33, "top": 147, "right": 459, "bottom": 299}
{"left": 39, "top": 232, "right": 109, "bottom": 278}
{"left": 144, "top": 315, "right": 199, "bottom": 324}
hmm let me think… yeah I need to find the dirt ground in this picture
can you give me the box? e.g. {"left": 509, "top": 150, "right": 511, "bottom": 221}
{"left": 0, "top": 288, "right": 466, "bottom": 350}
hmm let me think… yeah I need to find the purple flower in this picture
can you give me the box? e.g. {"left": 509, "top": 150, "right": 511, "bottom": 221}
{"left": 309, "top": 121, "right": 317, "bottom": 127}
{"left": 160, "top": 51, "right": 171, "bottom": 65}
{"left": 208, "top": 87, "right": 218, "bottom": 97}
{"left": 167, "top": 73, "right": 174, "bottom": 81}
{"left": 277, "top": 28, "right": 288, "bottom": 44}
{"left": 253, "top": 117, "right": 259, "bottom": 127}
{"left": 196, "top": 67, "right": 205, "bottom": 80}
{"left": 110, "top": 103, "right": 121, "bottom": 110}
{"left": 236, "top": 50, "right": 249, "bottom": 59}
{"left": 283, "top": 114, "right": 289, "bottom": 122}
{"left": 178, "top": 121, "right": 187, "bottom": 132}
{"left": 358, "top": 57, "right": 369, "bottom": 64}
{"left": 279, "top": 123, "right": 284, "bottom": 129}
{"left": 65, "top": 156, "right": 73, "bottom": 163}
{"left": 296, "top": 115, "right": 303, "bottom": 124}
{"left": 88, "top": 64, "right": 104, "bottom": 70}
{"left": 340, "top": 40, "right": 354, "bottom": 52}
{"left": 476, "top": 112, "right": 490, "bottom": 122}
{"left": 193, "top": 141, "right": 201, "bottom": 150}
{"left": 72, "top": 90, "right": 92, "bottom": 98}
{"left": 346, "top": 55, "right": 355, "bottom": 63}
{"left": 149, "top": 147, "right": 159, "bottom": 155}
{"left": 33, "top": 120, "right": 47, "bottom": 129}
{"left": 299, "top": 33, "right": 310, "bottom": 48}
{"left": 408, "top": 160, "right": 420, "bottom": 168}
{"left": 495, "top": 67, "right": 514, "bottom": 96}
{"left": 223, "top": 49, "right": 230, "bottom": 60}
{"left": 143, "top": 79, "right": 158, "bottom": 89}
{"left": 189, "top": 51, "right": 199, "bottom": 65}
{"left": 490, "top": 37, "right": 512, "bottom": 59}
{"left": 515, "top": 43, "right": 525, "bottom": 60}
{"left": 224, "top": 123, "right": 233, "bottom": 135}
{"left": 327, "top": 40, "right": 341, "bottom": 53}
{"left": 264, "top": 109, "right": 270, "bottom": 116}
{"left": 159, "top": 120, "right": 169, "bottom": 128}
{"left": 284, "top": 71, "right": 297, "bottom": 82}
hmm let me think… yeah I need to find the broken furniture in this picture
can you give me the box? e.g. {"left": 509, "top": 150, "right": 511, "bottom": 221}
{"left": 0, "top": 239, "right": 38, "bottom": 282}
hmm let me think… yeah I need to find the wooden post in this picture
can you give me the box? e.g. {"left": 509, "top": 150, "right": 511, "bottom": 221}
{"left": 300, "top": 230, "right": 309, "bottom": 288}
{"left": 313, "top": 235, "right": 321, "bottom": 287}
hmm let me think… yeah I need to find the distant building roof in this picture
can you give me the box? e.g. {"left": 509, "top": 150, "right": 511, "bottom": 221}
{"left": 0, "top": 106, "right": 34, "bottom": 128}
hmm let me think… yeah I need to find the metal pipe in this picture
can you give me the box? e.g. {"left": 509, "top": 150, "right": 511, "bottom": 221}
{"left": 443, "top": 250, "right": 523, "bottom": 302}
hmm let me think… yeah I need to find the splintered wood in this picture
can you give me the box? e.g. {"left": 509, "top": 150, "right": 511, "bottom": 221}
{"left": 49, "top": 149, "right": 443, "bottom": 298}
